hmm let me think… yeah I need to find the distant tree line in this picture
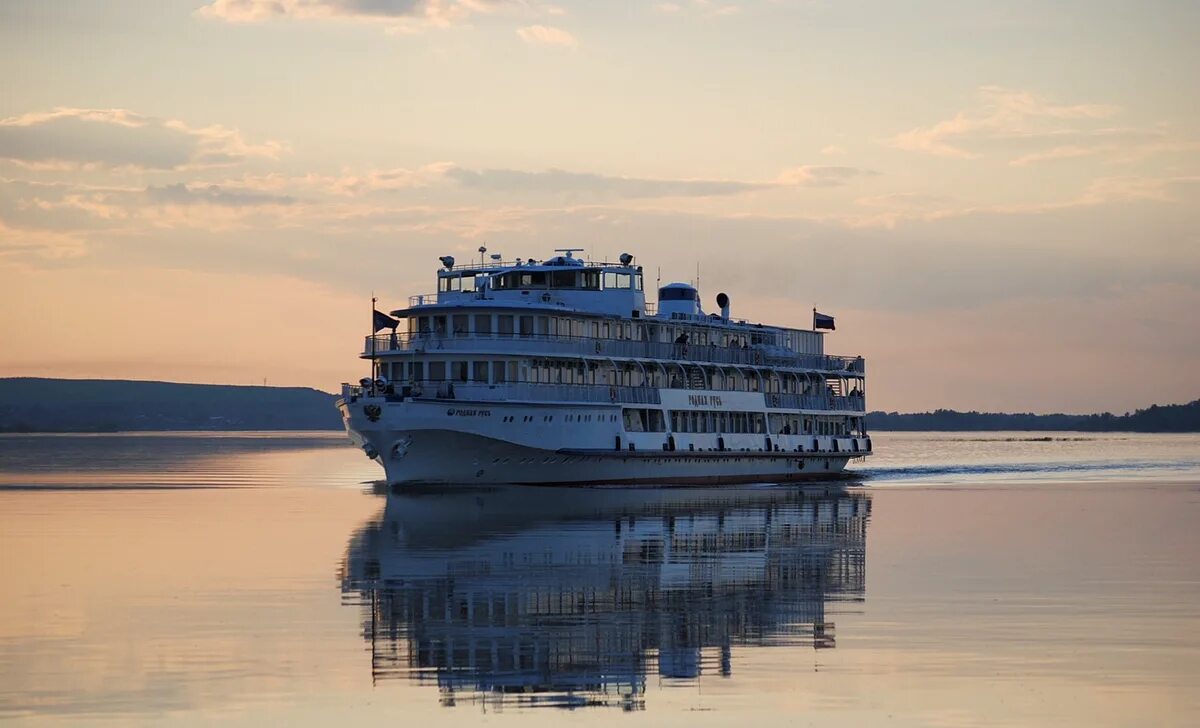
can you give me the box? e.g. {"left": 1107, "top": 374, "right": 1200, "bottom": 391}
{"left": 866, "top": 399, "right": 1200, "bottom": 432}
{"left": 0, "top": 378, "right": 342, "bottom": 432}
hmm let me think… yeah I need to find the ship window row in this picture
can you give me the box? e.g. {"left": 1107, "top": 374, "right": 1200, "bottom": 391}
{"left": 623, "top": 409, "right": 860, "bottom": 436}
{"left": 414, "top": 314, "right": 637, "bottom": 340}
{"left": 408, "top": 312, "right": 818, "bottom": 353}
{"left": 488, "top": 269, "right": 643, "bottom": 291}
{"left": 668, "top": 410, "right": 767, "bottom": 434}
{"left": 379, "top": 357, "right": 860, "bottom": 394}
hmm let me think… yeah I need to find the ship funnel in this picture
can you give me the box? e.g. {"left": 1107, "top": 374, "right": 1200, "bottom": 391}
{"left": 716, "top": 292, "right": 730, "bottom": 321}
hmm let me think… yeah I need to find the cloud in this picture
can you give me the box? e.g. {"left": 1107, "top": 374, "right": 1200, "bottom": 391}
{"left": 889, "top": 86, "right": 1118, "bottom": 159}
{"left": 0, "top": 108, "right": 286, "bottom": 171}
{"left": 145, "top": 183, "right": 297, "bottom": 207}
{"left": 443, "top": 166, "right": 756, "bottom": 196}
{"left": 439, "top": 164, "right": 877, "bottom": 197}
{"left": 655, "top": 0, "right": 740, "bottom": 18}
{"left": 776, "top": 165, "right": 878, "bottom": 187}
{"left": 889, "top": 86, "right": 1200, "bottom": 167}
{"left": 196, "top": 0, "right": 512, "bottom": 29}
{"left": 515, "top": 24, "right": 577, "bottom": 46}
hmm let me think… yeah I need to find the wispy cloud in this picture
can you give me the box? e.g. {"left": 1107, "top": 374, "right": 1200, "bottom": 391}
{"left": 0, "top": 108, "right": 286, "bottom": 171}
{"left": 515, "top": 24, "right": 577, "bottom": 46}
{"left": 196, "top": 0, "right": 516, "bottom": 32}
{"left": 442, "top": 164, "right": 877, "bottom": 197}
{"left": 654, "top": 0, "right": 740, "bottom": 18}
{"left": 145, "top": 183, "right": 297, "bottom": 207}
{"left": 888, "top": 86, "right": 1199, "bottom": 167}
{"left": 890, "top": 86, "right": 1117, "bottom": 159}
{"left": 776, "top": 166, "right": 878, "bottom": 187}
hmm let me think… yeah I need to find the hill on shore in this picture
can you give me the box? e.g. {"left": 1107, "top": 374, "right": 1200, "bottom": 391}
{"left": 0, "top": 378, "right": 342, "bottom": 432}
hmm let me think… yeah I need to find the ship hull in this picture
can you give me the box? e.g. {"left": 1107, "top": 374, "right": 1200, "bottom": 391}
{"left": 339, "top": 396, "right": 867, "bottom": 486}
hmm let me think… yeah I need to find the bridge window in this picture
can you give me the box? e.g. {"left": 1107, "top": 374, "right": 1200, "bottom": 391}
{"left": 582, "top": 270, "right": 601, "bottom": 290}
{"left": 519, "top": 272, "right": 546, "bottom": 287}
{"left": 550, "top": 270, "right": 577, "bottom": 288}
{"left": 603, "top": 272, "right": 633, "bottom": 289}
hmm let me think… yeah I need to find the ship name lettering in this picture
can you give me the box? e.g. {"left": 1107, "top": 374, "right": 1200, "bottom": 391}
{"left": 687, "top": 395, "right": 722, "bottom": 407}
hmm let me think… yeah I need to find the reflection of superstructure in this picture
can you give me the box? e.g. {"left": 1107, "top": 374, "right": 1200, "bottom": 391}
{"left": 340, "top": 485, "right": 870, "bottom": 709}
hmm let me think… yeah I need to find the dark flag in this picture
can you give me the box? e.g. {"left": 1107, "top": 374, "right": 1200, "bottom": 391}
{"left": 373, "top": 309, "right": 399, "bottom": 332}
{"left": 813, "top": 309, "right": 835, "bottom": 330}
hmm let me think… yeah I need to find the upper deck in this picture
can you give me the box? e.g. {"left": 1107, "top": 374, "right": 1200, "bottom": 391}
{"left": 388, "top": 249, "right": 841, "bottom": 367}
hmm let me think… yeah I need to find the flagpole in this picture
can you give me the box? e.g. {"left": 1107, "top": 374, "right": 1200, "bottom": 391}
{"left": 371, "top": 294, "right": 377, "bottom": 385}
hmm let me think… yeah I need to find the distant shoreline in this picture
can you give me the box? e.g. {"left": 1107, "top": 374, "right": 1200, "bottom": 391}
{"left": 1, "top": 377, "right": 1196, "bottom": 434}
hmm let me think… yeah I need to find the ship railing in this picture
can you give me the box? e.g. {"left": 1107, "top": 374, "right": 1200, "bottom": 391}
{"left": 407, "top": 293, "right": 441, "bottom": 307}
{"left": 405, "top": 290, "right": 657, "bottom": 310}
{"left": 364, "top": 332, "right": 865, "bottom": 374}
{"left": 343, "top": 380, "right": 862, "bottom": 410}
{"left": 367, "top": 381, "right": 661, "bottom": 405}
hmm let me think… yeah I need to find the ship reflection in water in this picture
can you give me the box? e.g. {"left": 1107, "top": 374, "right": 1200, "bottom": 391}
{"left": 340, "top": 484, "right": 870, "bottom": 710}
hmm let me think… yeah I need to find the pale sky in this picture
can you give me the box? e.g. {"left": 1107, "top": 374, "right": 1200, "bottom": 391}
{"left": 1, "top": 0, "right": 1197, "bottom": 413}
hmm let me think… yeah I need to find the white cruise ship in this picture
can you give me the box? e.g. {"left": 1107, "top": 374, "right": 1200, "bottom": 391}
{"left": 337, "top": 249, "right": 870, "bottom": 485}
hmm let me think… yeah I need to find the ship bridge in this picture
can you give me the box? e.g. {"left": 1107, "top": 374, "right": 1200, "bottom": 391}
{"left": 412, "top": 249, "right": 647, "bottom": 318}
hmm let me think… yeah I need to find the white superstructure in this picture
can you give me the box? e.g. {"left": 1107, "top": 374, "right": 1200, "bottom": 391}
{"left": 337, "top": 250, "right": 870, "bottom": 485}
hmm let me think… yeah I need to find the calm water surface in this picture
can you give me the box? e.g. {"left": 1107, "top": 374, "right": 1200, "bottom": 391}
{"left": 1, "top": 432, "right": 1198, "bottom": 726}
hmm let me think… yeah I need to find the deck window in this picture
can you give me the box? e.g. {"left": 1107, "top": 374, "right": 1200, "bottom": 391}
{"left": 433, "top": 316, "right": 447, "bottom": 336}
{"left": 550, "top": 270, "right": 577, "bottom": 288}
{"left": 519, "top": 316, "right": 534, "bottom": 337}
{"left": 452, "top": 315, "right": 469, "bottom": 337}
{"left": 474, "top": 314, "right": 492, "bottom": 335}
{"left": 451, "top": 361, "right": 469, "bottom": 382}
{"left": 498, "top": 315, "right": 514, "bottom": 336}
{"left": 428, "top": 361, "right": 445, "bottom": 381}
{"left": 472, "top": 361, "right": 488, "bottom": 383}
